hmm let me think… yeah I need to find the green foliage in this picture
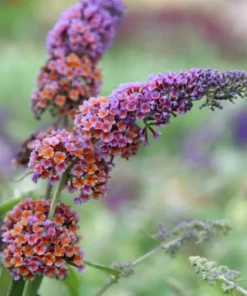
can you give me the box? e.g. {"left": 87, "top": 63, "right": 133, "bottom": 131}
{"left": 0, "top": 267, "right": 13, "bottom": 296}
{"left": 64, "top": 267, "right": 81, "bottom": 296}
{"left": 9, "top": 280, "right": 25, "bottom": 296}
{"left": 0, "top": 194, "right": 41, "bottom": 217}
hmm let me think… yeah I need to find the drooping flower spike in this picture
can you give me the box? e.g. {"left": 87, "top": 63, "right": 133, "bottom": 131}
{"left": 73, "top": 69, "right": 247, "bottom": 199}
{"left": 75, "top": 68, "right": 247, "bottom": 160}
{"left": 28, "top": 129, "right": 111, "bottom": 203}
{"left": 1, "top": 198, "right": 84, "bottom": 281}
{"left": 46, "top": 0, "right": 125, "bottom": 62}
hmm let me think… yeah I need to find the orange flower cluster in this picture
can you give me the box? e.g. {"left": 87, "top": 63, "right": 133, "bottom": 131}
{"left": 29, "top": 129, "right": 111, "bottom": 203}
{"left": 1, "top": 198, "right": 84, "bottom": 281}
{"left": 32, "top": 53, "right": 102, "bottom": 119}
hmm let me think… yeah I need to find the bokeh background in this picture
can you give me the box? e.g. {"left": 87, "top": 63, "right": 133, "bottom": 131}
{"left": 1, "top": 0, "right": 247, "bottom": 295}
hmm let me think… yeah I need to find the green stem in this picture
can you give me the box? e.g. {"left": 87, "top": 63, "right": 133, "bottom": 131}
{"left": 48, "top": 172, "right": 68, "bottom": 220}
{"left": 22, "top": 281, "right": 32, "bottom": 296}
{"left": 45, "top": 183, "right": 53, "bottom": 200}
{"left": 219, "top": 276, "right": 247, "bottom": 296}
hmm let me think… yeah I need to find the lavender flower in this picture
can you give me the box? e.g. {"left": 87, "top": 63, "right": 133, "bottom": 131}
{"left": 232, "top": 109, "right": 247, "bottom": 148}
{"left": 46, "top": 0, "right": 125, "bottom": 62}
{"left": 182, "top": 125, "right": 221, "bottom": 169}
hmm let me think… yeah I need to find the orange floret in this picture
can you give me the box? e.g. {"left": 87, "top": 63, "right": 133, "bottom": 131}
{"left": 53, "top": 152, "right": 66, "bottom": 164}
{"left": 54, "top": 245, "right": 64, "bottom": 257}
{"left": 43, "top": 147, "right": 54, "bottom": 159}
{"left": 11, "top": 224, "right": 22, "bottom": 236}
{"left": 55, "top": 95, "right": 66, "bottom": 106}
{"left": 43, "top": 253, "right": 55, "bottom": 267}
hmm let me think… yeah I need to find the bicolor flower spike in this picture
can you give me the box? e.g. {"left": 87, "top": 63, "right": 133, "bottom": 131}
{"left": 46, "top": 0, "right": 125, "bottom": 62}
{"left": 75, "top": 69, "right": 247, "bottom": 159}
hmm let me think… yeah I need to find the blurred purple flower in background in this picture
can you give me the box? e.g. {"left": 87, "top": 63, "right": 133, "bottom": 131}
{"left": 232, "top": 109, "right": 247, "bottom": 148}
{"left": 104, "top": 175, "right": 140, "bottom": 212}
{"left": 181, "top": 125, "right": 221, "bottom": 169}
{"left": 0, "top": 109, "right": 15, "bottom": 180}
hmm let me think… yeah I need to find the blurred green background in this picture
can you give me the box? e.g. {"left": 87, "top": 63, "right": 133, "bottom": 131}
{"left": 1, "top": 0, "right": 247, "bottom": 295}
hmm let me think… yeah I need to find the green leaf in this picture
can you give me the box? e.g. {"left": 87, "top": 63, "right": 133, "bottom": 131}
{"left": 30, "top": 276, "right": 43, "bottom": 296}
{"left": 8, "top": 276, "right": 42, "bottom": 296}
{"left": 0, "top": 197, "right": 24, "bottom": 217}
{"left": 0, "top": 267, "right": 13, "bottom": 296}
{"left": 64, "top": 267, "right": 80, "bottom": 296}
{"left": 9, "top": 279, "right": 25, "bottom": 296}
{"left": 84, "top": 261, "right": 121, "bottom": 278}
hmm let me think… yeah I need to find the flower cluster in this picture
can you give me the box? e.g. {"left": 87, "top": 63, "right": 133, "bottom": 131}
{"left": 31, "top": 54, "right": 102, "bottom": 119}
{"left": 75, "top": 93, "right": 144, "bottom": 160}
{"left": 12, "top": 129, "right": 54, "bottom": 168}
{"left": 1, "top": 198, "right": 84, "bottom": 281}
{"left": 46, "top": 0, "right": 125, "bottom": 62}
{"left": 28, "top": 129, "right": 111, "bottom": 203}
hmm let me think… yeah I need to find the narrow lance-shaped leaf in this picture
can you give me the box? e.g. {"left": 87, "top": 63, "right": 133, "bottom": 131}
{"left": 64, "top": 267, "right": 80, "bottom": 296}
{"left": 84, "top": 261, "right": 121, "bottom": 278}
{"left": 0, "top": 267, "right": 13, "bottom": 296}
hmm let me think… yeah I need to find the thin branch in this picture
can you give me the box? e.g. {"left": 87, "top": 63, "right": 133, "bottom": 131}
{"left": 95, "top": 277, "right": 118, "bottom": 296}
{"left": 45, "top": 183, "right": 53, "bottom": 200}
{"left": 219, "top": 276, "right": 247, "bottom": 296}
{"left": 95, "top": 221, "right": 230, "bottom": 296}
{"left": 132, "top": 245, "right": 162, "bottom": 266}
{"left": 48, "top": 172, "right": 67, "bottom": 219}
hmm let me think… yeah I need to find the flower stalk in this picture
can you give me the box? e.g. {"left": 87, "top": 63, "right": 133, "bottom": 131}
{"left": 48, "top": 170, "right": 69, "bottom": 220}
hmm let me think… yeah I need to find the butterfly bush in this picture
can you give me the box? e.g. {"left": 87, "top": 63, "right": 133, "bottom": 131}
{"left": 3, "top": 0, "right": 247, "bottom": 291}
{"left": 4, "top": 0, "right": 124, "bottom": 284}
{"left": 1, "top": 199, "right": 84, "bottom": 281}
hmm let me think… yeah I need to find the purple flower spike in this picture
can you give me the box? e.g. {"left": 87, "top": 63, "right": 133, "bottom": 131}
{"left": 47, "top": 0, "right": 125, "bottom": 62}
